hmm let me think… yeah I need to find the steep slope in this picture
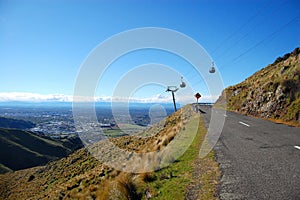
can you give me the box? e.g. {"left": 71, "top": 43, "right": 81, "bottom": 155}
{"left": 216, "top": 47, "right": 300, "bottom": 126}
{"left": 0, "top": 104, "right": 220, "bottom": 200}
{"left": 0, "top": 128, "right": 78, "bottom": 173}
{"left": 0, "top": 117, "right": 35, "bottom": 129}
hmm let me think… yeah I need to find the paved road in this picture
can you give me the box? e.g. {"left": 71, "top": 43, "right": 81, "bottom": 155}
{"left": 199, "top": 105, "right": 300, "bottom": 200}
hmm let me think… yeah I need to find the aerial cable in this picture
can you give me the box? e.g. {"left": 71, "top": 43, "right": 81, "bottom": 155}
{"left": 229, "top": 15, "right": 300, "bottom": 63}
{"left": 188, "top": 16, "right": 300, "bottom": 92}
{"left": 211, "top": 0, "right": 275, "bottom": 55}
{"left": 214, "top": 0, "right": 290, "bottom": 61}
{"left": 182, "top": 0, "right": 282, "bottom": 88}
{"left": 180, "top": 0, "right": 292, "bottom": 90}
{"left": 181, "top": 0, "right": 296, "bottom": 93}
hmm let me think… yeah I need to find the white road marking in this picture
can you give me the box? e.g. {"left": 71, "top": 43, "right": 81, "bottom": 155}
{"left": 294, "top": 146, "right": 300, "bottom": 150}
{"left": 224, "top": 114, "right": 228, "bottom": 117}
{"left": 239, "top": 121, "right": 250, "bottom": 127}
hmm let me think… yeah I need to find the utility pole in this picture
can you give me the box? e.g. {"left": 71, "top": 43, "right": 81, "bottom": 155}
{"left": 166, "top": 86, "right": 179, "bottom": 112}
{"left": 171, "top": 90, "right": 177, "bottom": 111}
{"left": 166, "top": 77, "right": 186, "bottom": 112}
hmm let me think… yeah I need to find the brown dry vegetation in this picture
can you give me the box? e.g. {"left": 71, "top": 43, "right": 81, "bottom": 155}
{"left": 0, "top": 104, "right": 219, "bottom": 200}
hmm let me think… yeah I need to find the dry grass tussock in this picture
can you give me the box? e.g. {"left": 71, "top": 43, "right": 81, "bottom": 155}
{"left": 0, "top": 105, "right": 201, "bottom": 199}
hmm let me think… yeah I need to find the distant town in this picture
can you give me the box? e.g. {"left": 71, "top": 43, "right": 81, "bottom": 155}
{"left": 0, "top": 102, "right": 175, "bottom": 140}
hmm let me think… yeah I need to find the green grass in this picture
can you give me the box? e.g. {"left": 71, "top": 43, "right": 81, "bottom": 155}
{"left": 103, "top": 124, "right": 146, "bottom": 137}
{"left": 144, "top": 115, "right": 219, "bottom": 199}
{"left": 103, "top": 129, "right": 125, "bottom": 137}
{"left": 118, "top": 124, "right": 146, "bottom": 133}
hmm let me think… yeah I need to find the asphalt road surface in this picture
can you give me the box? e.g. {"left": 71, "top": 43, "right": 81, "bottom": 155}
{"left": 199, "top": 105, "right": 300, "bottom": 200}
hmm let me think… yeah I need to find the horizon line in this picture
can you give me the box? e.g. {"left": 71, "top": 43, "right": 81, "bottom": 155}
{"left": 0, "top": 92, "right": 217, "bottom": 104}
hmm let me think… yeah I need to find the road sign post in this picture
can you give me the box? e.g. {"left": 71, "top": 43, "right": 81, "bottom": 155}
{"left": 195, "top": 92, "right": 201, "bottom": 103}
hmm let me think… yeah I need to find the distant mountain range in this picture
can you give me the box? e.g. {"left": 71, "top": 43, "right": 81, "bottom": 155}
{"left": 0, "top": 101, "right": 181, "bottom": 109}
{"left": 216, "top": 47, "right": 300, "bottom": 126}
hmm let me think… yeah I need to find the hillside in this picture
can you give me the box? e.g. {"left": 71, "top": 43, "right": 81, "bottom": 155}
{"left": 0, "top": 104, "right": 220, "bottom": 200}
{"left": 216, "top": 47, "right": 300, "bottom": 126}
{"left": 0, "top": 128, "right": 82, "bottom": 174}
{"left": 0, "top": 117, "right": 35, "bottom": 129}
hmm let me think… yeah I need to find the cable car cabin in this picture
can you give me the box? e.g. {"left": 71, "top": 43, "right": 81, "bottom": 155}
{"left": 209, "top": 67, "right": 215, "bottom": 73}
{"left": 180, "top": 81, "right": 186, "bottom": 88}
{"left": 180, "top": 77, "right": 186, "bottom": 88}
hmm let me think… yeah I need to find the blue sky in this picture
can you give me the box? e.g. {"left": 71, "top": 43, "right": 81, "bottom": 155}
{"left": 0, "top": 0, "right": 299, "bottom": 103}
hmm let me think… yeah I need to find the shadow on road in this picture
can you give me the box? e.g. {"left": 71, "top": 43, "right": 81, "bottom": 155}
{"left": 192, "top": 103, "right": 206, "bottom": 114}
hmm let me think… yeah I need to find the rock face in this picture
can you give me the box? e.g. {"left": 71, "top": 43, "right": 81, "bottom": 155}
{"left": 216, "top": 47, "right": 300, "bottom": 126}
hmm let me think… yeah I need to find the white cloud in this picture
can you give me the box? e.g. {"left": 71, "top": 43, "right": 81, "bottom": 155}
{"left": 0, "top": 92, "right": 73, "bottom": 102}
{"left": 0, "top": 92, "right": 217, "bottom": 103}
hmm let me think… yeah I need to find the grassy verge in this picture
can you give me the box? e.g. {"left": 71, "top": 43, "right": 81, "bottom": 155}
{"left": 144, "top": 114, "right": 220, "bottom": 199}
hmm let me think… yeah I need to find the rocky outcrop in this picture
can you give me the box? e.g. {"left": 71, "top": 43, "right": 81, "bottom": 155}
{"left": 216, "top": 47, "right": 300, "bottom": 126}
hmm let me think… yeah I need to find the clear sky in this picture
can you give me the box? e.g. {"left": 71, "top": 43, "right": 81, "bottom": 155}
{"left": 0, "top": 0, "right": 299, "bottom": 103}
